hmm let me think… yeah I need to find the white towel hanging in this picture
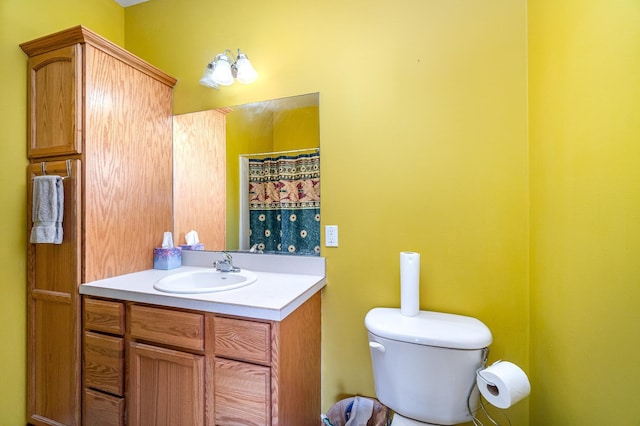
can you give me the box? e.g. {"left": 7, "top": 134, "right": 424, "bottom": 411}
{"left": 30, "top": 175, "right": 64, "bottom": 244}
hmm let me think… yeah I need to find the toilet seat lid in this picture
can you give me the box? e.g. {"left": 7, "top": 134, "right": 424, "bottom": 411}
{"left": 365, "top": 308, "right": 492, "bottom": 349}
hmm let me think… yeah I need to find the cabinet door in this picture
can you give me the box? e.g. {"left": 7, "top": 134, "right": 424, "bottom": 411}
{"left": 214, "top": 358, "right": 271, "bottom": 426}
{"left": 27, "top": 159, "right": 82, "bottom": 426}
{"left": 27, "top": 44, "right": 82, "bottom": 158}
{"left": 128, "top": 342, "right": 205, "bottom": 426}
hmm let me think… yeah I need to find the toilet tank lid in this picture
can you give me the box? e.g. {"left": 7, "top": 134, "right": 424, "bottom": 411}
{"left": 365, "top": 308, "right": 492, "bottom": 350}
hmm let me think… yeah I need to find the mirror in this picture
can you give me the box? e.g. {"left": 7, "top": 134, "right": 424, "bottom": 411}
{"left": 226, "top": 93, "right": 320, "bottom": 255}
{"left": 173, "top": 93, "right": 320, "bottom": 256}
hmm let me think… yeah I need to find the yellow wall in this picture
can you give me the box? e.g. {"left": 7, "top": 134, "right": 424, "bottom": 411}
{"left": 273, "top": 106, "right": 320, "bottom": 152}
{"left": 4, "top": 1, "right": 637, "bottom": 424}
{"left": 225, "top": 107, "right": 274, "bottom": 248}
{"left": 21, "top": 0, "right": 640, "bottom": 424}
{"left": 0, "top": 1, "right": 124, "bottom": 423}
{"left": 528, "top": 1, "right": 640, "bottom": 424}
{"left": 125, "top": 0, "right": 529, "bottom": 423}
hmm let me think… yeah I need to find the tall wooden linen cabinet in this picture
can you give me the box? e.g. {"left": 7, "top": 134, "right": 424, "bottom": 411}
{"left": 20, "top": 26, "right": 177, "bottom": 426}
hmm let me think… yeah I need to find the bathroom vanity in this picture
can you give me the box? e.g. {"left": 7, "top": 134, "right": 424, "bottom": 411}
{"left": 79, "top": 252, "right": 326, "bottom": 426}
{"left": 21, "top": 25, "right": 325, "bottom": 426}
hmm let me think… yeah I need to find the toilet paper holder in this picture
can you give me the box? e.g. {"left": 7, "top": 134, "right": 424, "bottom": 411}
{"left": 475, "top": 351, "right": 499, "bottom": 395}
{"left": 476, "top": 367, "right": 500, "bottom": 396}
{"left": 475, "top": 359, "right": 531, "bottom": 411}
{"left": 476, "top": 358, "right": 500, "bottom": 385}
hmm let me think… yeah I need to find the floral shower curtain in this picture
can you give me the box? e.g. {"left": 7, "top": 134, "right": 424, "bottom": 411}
{"left": 248, "top": 152, "right": 320, "bottom": 255}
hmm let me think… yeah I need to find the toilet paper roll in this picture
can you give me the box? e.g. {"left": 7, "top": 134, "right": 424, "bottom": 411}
{"left": 476, "top": 361, "right": 531, "bottom": 409}
{"left": 400, "top": 252, "right": 420, "bottom": 317}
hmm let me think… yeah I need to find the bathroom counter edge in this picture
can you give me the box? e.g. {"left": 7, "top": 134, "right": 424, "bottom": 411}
{"left": 79, "top": 265, "right": 326, "bottom": 321}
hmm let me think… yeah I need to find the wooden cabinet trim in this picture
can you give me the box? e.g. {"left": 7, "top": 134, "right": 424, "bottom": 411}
{"left": 20, "top": 25, "right": 177, "bottom": 87}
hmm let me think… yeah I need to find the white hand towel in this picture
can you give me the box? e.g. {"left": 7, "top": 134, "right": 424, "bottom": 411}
{"left": 345, "top": 396, "right": 374, "bottom": 426}
{"left": 30, "top": 175, "right": 64, "bottom": 244}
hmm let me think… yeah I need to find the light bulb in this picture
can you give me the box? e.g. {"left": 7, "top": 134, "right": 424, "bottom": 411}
{"left": 235, "top": 53, "right": 258, "bottom": 84}
{"left": 212, "top": 54, "right": 234, "bottom": 86}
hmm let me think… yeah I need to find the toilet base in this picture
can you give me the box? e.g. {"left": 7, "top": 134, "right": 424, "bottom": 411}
{"left": 390, "top": 413, "right": 439, "bottom": 426}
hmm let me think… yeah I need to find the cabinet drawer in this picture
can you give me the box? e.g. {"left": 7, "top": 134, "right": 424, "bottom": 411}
{"left": 84, "top": 298, "right": 125, "bottom": 335}
{"left": 215, "top": 317, "right": 271, "bottom": 365}
{"left": 214, "top": 358, "right": 270, "bottom": 426}
{"left": 84, "top": 332, "right": 125, "bottom": 396}
{"left": 129, "top": 304, "right": 204, "bottom": 351}
{"left": 83, "top": 388, "right": 124, "bottom": 426}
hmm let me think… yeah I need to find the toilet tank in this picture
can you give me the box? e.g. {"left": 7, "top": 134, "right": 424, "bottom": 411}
{"left": 365, "top": 308, "right": 492, "bottom": 425}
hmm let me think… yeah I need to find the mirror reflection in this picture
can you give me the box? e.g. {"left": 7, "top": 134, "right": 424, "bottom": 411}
{"left": 227, "top": 93, "right": 320, "bottom": 255}
{"left": 172, "top": 93, "right": 320, "bottom": 256}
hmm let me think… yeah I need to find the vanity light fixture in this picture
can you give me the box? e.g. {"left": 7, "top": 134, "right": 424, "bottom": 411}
{"left": 199, "top": 49, "right": 258, "bottom": 89}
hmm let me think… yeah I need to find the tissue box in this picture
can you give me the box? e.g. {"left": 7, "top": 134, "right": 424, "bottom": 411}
{"left": 180, "top": 243, "right": 205, "bottom": 251}
{"left": 153, "top": 247, "right": 182, "bottom": 270}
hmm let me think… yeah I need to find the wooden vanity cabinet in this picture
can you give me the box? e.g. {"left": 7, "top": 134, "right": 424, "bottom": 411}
{"left": 213, "top": 292, "right": 322, "bottom": 426}
{"left": 21, "top": 26, "right": 176, "bottom": 426}
{"left": 81, "top": 291, "right": 321, "bottom": 426}
{"left": 127, "top": 304, "right": 210, "bottom": 426}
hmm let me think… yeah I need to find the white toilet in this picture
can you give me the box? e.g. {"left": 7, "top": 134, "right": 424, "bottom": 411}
{"left": 365, "top": 308, "right": 493, "bottom": 426}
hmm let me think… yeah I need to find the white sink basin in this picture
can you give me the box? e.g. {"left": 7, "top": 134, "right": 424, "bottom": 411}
{"left": 154, "top": 269, "right": 257, "bottom": 294}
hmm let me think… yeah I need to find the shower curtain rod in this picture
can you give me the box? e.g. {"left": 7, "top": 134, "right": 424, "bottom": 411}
{"left": 241, "top": 147, "right": 319, "bottom": 158}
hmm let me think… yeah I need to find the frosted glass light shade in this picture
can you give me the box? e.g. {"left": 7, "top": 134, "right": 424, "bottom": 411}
{"left": 199, "top": 65, "right": 218, "bottom": 89}
{"left": 212, "top": 55, "right": 234, "bottom": 86}
{"left": 200, "top": 49, "right": 258, "bottom": 89}
{"left": 235, "top": 55, "right": 258, "bottom": 84}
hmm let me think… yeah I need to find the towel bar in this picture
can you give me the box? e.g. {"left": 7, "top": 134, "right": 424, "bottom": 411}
{"left": 39, "top": 159, "right": 72, "bottom": 179}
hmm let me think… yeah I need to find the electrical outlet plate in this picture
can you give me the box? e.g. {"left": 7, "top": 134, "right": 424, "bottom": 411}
{"left": 325, "top": 225, "right": 338, "bottom": 247}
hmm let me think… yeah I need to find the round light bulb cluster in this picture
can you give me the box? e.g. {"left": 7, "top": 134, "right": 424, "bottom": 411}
{"left": 199, "top": 49, "right": 258, "bottom": 89}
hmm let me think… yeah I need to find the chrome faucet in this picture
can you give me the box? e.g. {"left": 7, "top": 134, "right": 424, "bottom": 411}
{"left": 214, "top": 251, "right": 240, "bottom": 272}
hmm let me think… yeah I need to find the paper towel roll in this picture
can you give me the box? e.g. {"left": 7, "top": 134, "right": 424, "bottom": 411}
{"left": 400, "top": 252, "right": 420, "bottom": 316}
{"left": 476, "top": 361, "right": 531, "bottom": 409}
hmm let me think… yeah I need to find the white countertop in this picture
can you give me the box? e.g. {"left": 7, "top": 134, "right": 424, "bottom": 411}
{"left": 79, "top": 264, "right": 326, "bottom": 321}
